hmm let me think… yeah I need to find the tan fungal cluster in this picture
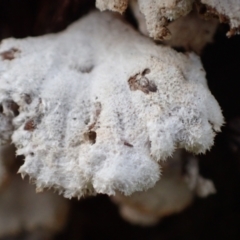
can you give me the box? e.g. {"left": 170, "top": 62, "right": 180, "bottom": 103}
{"left": 96, "top": 0, "right": 240, "bottom": 41}
{"left": 0, "top": 11, "right": 223, "bottom": 199}
{"left": 96, "top": 0, "right": 129, "bottom": 14}
{"left": 130, "top": 2, "right": 219, "bottom": 53}
{"left": 98, "top": 0, "right": 194, "bottom": 40}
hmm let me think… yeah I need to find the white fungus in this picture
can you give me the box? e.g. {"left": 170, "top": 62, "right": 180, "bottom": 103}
{"left": 0, "top": 11, "right": 223, "bottom": 198}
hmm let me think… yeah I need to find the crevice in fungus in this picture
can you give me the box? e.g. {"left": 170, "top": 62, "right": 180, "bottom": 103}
{"left": 7, "top": 100, "right": 19, "bottom": 116}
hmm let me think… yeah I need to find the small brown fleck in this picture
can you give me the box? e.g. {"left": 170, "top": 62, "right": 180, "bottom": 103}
{"left": 142, "top": 68, "right": 151, "bottom": 75}
{"left": 24, "top": 119, "right": 35, "bottom": 131}
{"left": 0, "top": 48, "right": 20, "bottom": 60}
{"left": 148, "top": 82, "right": 158, "bottom": 92}
{"left": 128, "top": 71, "right": 157, "bottom": 94}
{"left": 85, "top": 131, "right": 97, "bottom": 144}
{"left": 124, "top": 141, "right": 133, "bottom": 147}
{"left": 88, "top": 102, "right": 102, "bottom": 130}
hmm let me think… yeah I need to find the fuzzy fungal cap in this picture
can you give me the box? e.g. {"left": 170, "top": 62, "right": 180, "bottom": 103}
{"left": 0, "top": 11, "right": 223, "bottom": 198}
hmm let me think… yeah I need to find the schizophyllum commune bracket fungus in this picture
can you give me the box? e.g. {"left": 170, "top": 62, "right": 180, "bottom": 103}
{"left": 0, "top": 11, "right": 223, "bottom": 198}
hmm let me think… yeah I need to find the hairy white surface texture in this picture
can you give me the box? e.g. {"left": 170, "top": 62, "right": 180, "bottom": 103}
{"left": 112, "top": 151, "right": 215, "bottom": 225}
{"left": 0, "top": 11, "right": 223, "bottom": 198}
{"left": 96, "top": 0, "right": 129, "bottom": 13}
{"left": 201, "top": 0, "right": 240, "bottom": 36}
{"left": 0, "top": 175, "right": 69, "bottom": 238}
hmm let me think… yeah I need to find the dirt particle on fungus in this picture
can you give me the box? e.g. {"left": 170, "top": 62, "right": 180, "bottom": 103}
{"left": 88, "top": 102, "right": 102, "bottom": 130}
{"left": 124, "top": 141, "right": 133, "bottom": 147}
{"left": 0, "top": 47, "right": 20, "bottom": 60}
{"left": 24, "top": 119, "right": 36, "bottom": 131}
{"left": 85, "top": 131, "right": 97, "bottom": 144}
{"left": 72, "top": 64, "right": 94, "bottom": 73}
{"left": 142, "top": 68, "right": 150, "bottom": 75}
{"left": 128, "top": 69, "right": 157, "bottom": 94}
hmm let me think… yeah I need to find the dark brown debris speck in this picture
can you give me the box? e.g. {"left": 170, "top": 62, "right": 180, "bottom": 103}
{"left": 0, "top": 47, "right": 20, "bottom": 60}
{"left": 24, "top": 119, "right": 36, "bottom": 131}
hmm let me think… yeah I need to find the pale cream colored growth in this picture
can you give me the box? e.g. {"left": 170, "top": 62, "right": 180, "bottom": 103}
{"left": 201, "top": 0, "right": 240, "bottom": 36}
{"left": 0, "top": 12, "right": 223, "bottom": 198}
{"left": 165, "top": 10, "right": 218, "bottom": 53}
{"left": 96, "top": 0, "right": 129, "bottom": 13}
{"left": 137, "top": 0, "right": 194, "bottom": 40}
{"left": 0, "top": 175, "right": 69, "bottom": 238}
{"left": 112, "top": 151, "right": 216, "bottom": 225}
{"left": 130, "top": 2, "right": 218, "bottom": 53}
{"left": 96, "top": 0, "right": 194, "bottom": 40}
